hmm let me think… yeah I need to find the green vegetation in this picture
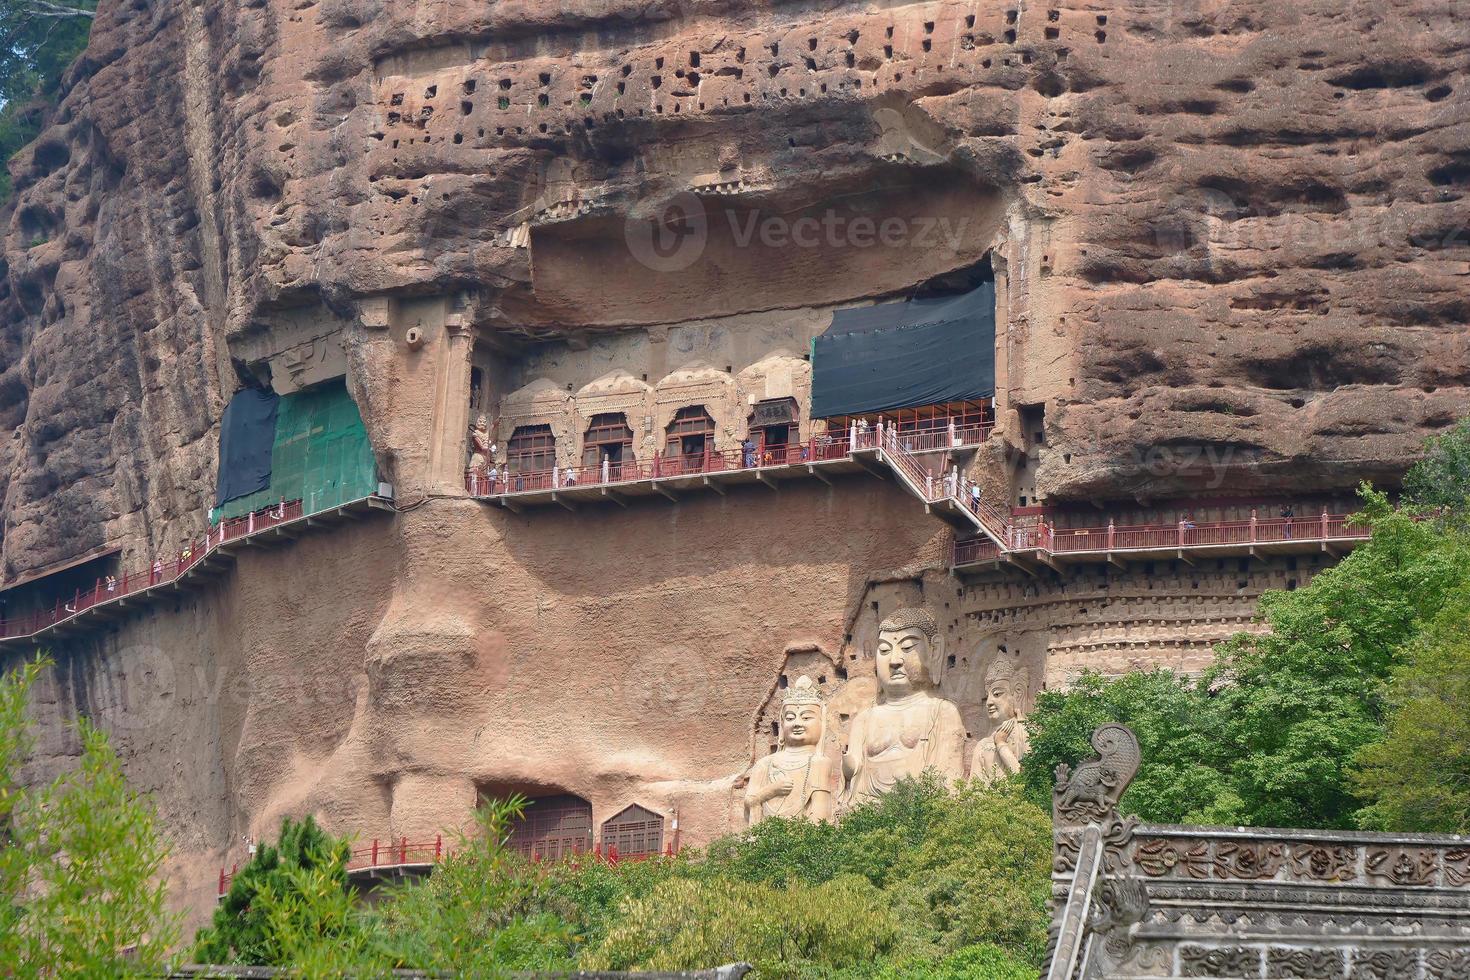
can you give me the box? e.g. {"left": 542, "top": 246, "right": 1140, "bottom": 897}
{"left": 0, "top": 1, "right": 97, "bottom": 200}
{"left": 1023, "top": 418, "right": 1470, "bottom": 833}
{"left": 0, "top": 656, "right": 178, "bottom": 975}
{"left": 184, "top": 779, "right": 1050, "bottom": 978}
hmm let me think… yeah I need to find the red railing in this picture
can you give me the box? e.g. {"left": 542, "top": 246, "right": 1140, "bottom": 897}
{"left": 454, "top": 419, "right": 1372, "bottom": 570}
{"left": 886, "top": 423, "right": 993, "bottom": 454}
{"left": 218, "top": 835, "right": 679, "bottom": 894}
{"left": 466, "top": 435, "right": 855, "bottom": 498}
{"left": 0, "top": 499, "right": 308, "bottom": 640}
{"left": 953, "top": 510, "right": 1372, "bottom": 565}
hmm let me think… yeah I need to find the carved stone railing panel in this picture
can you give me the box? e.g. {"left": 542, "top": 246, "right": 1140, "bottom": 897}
{"left": 1045, "top": 726, "right": 1470, "bottom": 979}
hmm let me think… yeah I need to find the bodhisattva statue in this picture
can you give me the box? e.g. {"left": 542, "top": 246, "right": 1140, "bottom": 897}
{"left": 469, "top": 415, "right": 493, "bottom": 472}
{"left": 840, "top": 607, "right": 967, "bottom": 808}
{"left": 744, "top": 676, "right": 834, "bottom": 824}
{"left": 970, "top": 658, "right": 1032, "bottom": 784}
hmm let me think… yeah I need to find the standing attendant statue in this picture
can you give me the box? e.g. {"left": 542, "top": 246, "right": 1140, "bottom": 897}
{"left": 744, "top": 676, "right": 835, "bottom": 824}
{"left": 469, "top": 415, "right": 493, "bottom": 473}
{"left": 840, "top": 607, "right": 966, "bottom": 809}
{"left": 970, "top": 657, "right": 1032, "bottom": 783}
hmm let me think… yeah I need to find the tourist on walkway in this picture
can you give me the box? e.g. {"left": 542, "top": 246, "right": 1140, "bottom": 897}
{"left": 970, "top": 481, "right": 982, "bottom": 511}
{"left": 151, "top": 559, "right": 163, "bottom": 585}
{"left": 105, "top": 575, "right": 116, "bottom": 593}
{"left": 564, "top": 467, "right": 577, "bottom": 487}
{"left": 741, "top": 438, "right": 756, "bottom": 467}
{"left": 1281, "top": 505, "right": 1294, "bottom": 539}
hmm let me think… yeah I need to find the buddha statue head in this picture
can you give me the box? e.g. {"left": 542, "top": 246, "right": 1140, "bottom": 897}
{"left": 779, "top": 676, "right": 825, "bottom": 749}
{"left": 875, "top": 607, "right": 943, "bottom": 699}
{"left": 984, "top": 656, "right": 1030, "bottom": 723}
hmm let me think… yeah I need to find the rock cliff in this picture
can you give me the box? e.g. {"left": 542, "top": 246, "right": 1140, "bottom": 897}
{"left": 0, "top": 0, "right": 1467, "bottom": 929}
{"left": 3, "top": 0, "right": 1467, "bottom": 582}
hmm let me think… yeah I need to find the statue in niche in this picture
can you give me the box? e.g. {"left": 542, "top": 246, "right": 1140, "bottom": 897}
{"left": 469, "top": 414, "right": 494, "bottom": 472}
{"left": 840, "top": 607, "right": 967, "bottom": 809}
{"left": 744, "top": 676, "right": 834, "bottom": 825}
{"left": 970, "top": 657, "right": 1032, "bottom": 784}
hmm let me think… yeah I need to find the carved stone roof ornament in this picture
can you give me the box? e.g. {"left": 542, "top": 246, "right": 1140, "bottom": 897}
{"left": 1052, "top": 722, "right": 1141, "bottom": 828}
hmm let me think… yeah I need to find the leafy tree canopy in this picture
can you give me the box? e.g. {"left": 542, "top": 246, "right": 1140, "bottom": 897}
{"left": 0, "top": 0, "right": 96, "bottom": 199}
{"left": 1023, "top": 418, "right": 1470, "bottom": 833}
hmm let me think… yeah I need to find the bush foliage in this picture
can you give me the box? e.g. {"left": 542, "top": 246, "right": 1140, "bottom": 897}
{"left": 181, "top": 779, "right": 1050, "bottom": 978}
{"left": 0, "top": 656, "right": 177, "bottom": 975}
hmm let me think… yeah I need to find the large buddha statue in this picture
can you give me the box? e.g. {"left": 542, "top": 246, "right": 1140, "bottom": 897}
{"left": 840, "top": 607, "right": 967, "bottom": 808}
{"left": 970, "top": 657, "right": 1032, "bottom": 784}
{"left": 744, "top": 676, "right": 835, "bottom": 825}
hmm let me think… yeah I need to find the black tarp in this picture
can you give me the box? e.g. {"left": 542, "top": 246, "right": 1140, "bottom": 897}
{"left": 810, "top": 276, "right": 996, "bottom": 419}
{"left": 215, "top": 387, "right": 279, "bottom": 507}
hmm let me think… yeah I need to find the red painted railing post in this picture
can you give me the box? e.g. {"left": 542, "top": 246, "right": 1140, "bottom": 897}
{"left": 399, "top": 836, "right": 407, "bottom": 864}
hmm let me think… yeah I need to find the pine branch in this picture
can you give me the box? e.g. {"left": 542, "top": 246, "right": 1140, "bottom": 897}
{"left": 14, "top": 0, "right": 95, "bottom": 18}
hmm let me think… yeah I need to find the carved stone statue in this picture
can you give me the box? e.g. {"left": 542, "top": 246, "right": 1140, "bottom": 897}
{"left": 1053, "top": 723, "right": 1142, "bottom": 826}
{"left": 744, "top": 676, "right": 834, "bottom": 824}
{"left": 970, "top": 657, "right": 1032, "bottom": 784}
{"left": 840, "top": 607, "right": 966, "bottom": 808}
{"left": 469, "top": 414, "right": 493, "bottom": 472}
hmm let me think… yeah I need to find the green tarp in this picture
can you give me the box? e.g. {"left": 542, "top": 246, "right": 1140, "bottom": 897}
{"left": 218, "top": 379, "right": 378, "bottom": 520}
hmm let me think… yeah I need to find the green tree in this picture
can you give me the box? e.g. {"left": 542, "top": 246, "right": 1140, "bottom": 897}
{"left": 192, "top": 814, "right": 356, "bottom": 966}
{"left": 1023, "top": 475, "right": 1470, "bottom": 831}
{"left": 0, "top": 656, "right": 178, "bottom": 975}
{"left": 361, "top": 797, "right": 574, "bottom": 976}
{"left": 1208, "top": 493, "right": 1470, "bottom": 828}
{"left": 583, "top": 873, "right": 903, "bottom": 979}
{"left": 1022, "top": 670, "right": 1239, "bottom": 824}
{"left": 0, "top": 1, "right": 95, "bottom": 105}
{"left": 1401, "top": 416, "right": 1470, "bottom": 521}
{"left": 0, "top": 0, "right": 97, "bottom": 199}
{"left": 1353, "top": 572, "right": 1470, "bottom": 831}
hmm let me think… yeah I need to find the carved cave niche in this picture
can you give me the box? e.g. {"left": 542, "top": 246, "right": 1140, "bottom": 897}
{"left": 581, "top": 412, "right": 635, "bottom": 472}
{"left": 600, "top": 804, "right": 665, "bottom": 858}
{"left": 751, "top": 644, "right": 843, "bottom": 761}
{"left": 506, "top": 424, "right": 556, "bottom": 475}
{"left": 663, "top": 404, "right": 717, "bottom": 464}
{"left": 478, "top": 786, "right": 593, "bottom": 861}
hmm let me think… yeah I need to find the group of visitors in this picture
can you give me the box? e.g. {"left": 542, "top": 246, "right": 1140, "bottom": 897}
{"left": 933, "top": 463, "right": 984, "bottom": 513}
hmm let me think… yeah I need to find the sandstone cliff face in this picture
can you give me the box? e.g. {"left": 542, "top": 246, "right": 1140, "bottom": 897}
{"left": 1, "top": 0, "right": 1468, "bottom": 929}
{"left": 3, "top": 0, "right": 1468, "bottom": 581}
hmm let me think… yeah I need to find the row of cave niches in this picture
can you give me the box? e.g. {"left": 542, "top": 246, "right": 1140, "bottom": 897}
{"left": 374, "top": 9, "right": 1113, "bottom": 148}
{"left": 959, "top": 554, "right": 1325, "bottom": 603}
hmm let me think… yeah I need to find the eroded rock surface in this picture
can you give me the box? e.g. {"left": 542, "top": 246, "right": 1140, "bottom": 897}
{"left": 2, "top": 0, "right": 1466, "bottom": 580}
